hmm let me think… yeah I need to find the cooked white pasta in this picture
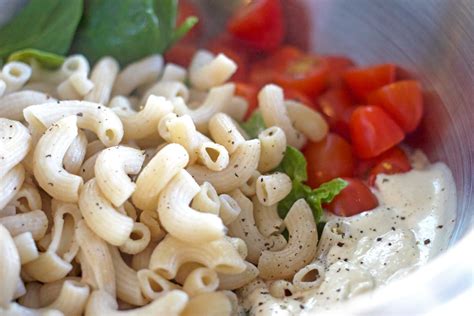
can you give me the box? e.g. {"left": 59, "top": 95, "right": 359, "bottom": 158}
{"left": 258, "top": 84, "right": 306, "bottom": 149}
{"left": 258, "top": 126, "right": 287, "bottom": 173}
{"left": 0, "top": 210, "right": 48, "bottom": 240}
{"left": 57, "top": 72, "right": 94, "bottom": 100}
{"left": 158, "top": 170, "right": 226, "bottom": 243}
{"left": 292, "top": 262, "right": 325, "bottom": 291}
{"left": 141, "top": 80, "right": 189, "bottom": 104}
{"left": 78, "top": 179, "right": 133, "bottom": 246}
{"left": 209, "top": 113, "right": 245, "bottom": 154}
{"left": 85, "top": 289, "right": 187, "bottom": 316}
{"left": 63, "top": 130, "right": 88, "bottom": 175}
{"left": 191, "top": 181, "right": 221, "bottom": 215}
{"left": 183, "top": 267, "right": 219, "bottom": 297}
{"left": 181, "top": 292, "right": 232, "bottom": 316}
{"left": 269, "top": 280, "right": 296, "bottom": 299}
{"left": 118, "top": 222, "right": 151, "bottom": 255}
{"left": 112, "top": 54, "right": 164, "bottom": 96}
{"left": 160, "top": 63, "right": 187, "bottom": 82}
{"left": 131, "top": 242, "right": 157, "bottom": 271}
{"left": 218, "top": 194, "right": 241, "bottom": 225}
{"left": 189, "top": 50, "right": 237, "bottom": 90}
{"left": 85, "top": 56, "right": 119, "bottom": 104}
{"left": 10, "top": 182, "right": 42, "bottom": 214}
{"left": 139, "top": 211, "right": 165, "bottom": 242}
{"left": 0, "top": 224, "right": 21, "bottom": 307}
{"left": 0, "top": 79, "right": 5, "bottom": 97}
{"left": 172, "top": 83, "right": 235, "bottom": 133}
{"left": 149, "top": 234, "right": 246, "bottom": 279}
{"left": 1, "top": 61, "right": 32, "bottom": 93}
{"left": 256, "top": 172, "right": 292, "bottom": 206}
{"left": 227, "top": 190, "right": 287, "bottom": 264}
{"left": 222, "top": 96, "right": 248, "bottom": 122}
{"left": 136, "top": 269, "right": 179, "bottom": 301}
{"left": 252, "top": 196, "right": 284, "bottom": 237}
{"left": 0, "top": 91, "right": 54, "bottom": 121}
{"left": 240, "top": 170, "right": 261, "bottom": 197}
{"left": 198, "top": 142, "right": 230, "bottom": 171}
{"left": 258, "top": 199, "right": 318, "bottom": 280}
{"left": 95, "top": 146, "right": 145, "bottom": 206}
{"left": 187, "top": 139, "right": 261, "bottom": 194}
{"left": 218, "top": 261, "right": 259, "bottom": 291}
{"left": 18, "top": 282, "right": 42, "bottom": 308}
{"left": 0, "top": 119, "right": 31, "bottom": 178}
{"left": 44, "top": 280, "right": 90, "bottom": 316}
{"left": 24, "top": 100, "right": 124, "bottom": 146}
{"left": 33, "top": 116, "right": 83, "bottom": 202}
{"left": 13, "top": 232, "right": 39, "bottom": 264}
{"left": 286, "top": 100, "right": 329, "bottom": 142}
{"left": 132, "top": 143, "right": 189, "bottom": 212}
{"left": 30, "top": 54, "right": 89, "bottom": 85}
{"left": 114, "top": 94, "right": 173, "bottom": 141}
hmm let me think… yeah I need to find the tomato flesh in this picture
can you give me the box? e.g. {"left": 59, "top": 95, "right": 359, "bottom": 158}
{"left": 368, "top": 147, "right": 411, "bottom": 185}
{"left": 343, "top": 64, "right": 396, "bottom": 101}
{"left": 367, "top": 80, "right": 423, "bottom": 133}
{"left": 350, "top": 106, "right": 405, "bottom": 159}
{"left": 318, "top": 88, "right": 356, "bottom": 139}
{"left": 323, "top": 55, "right": 355, "bottom": 88}
{"left": 326, "top": 178, "right": 379, "bottom": 216}
{"left": 228, "top": 0, "right": 285, "bottom": 52}
{"left": 303, "top": 133, "right": 355, "bottom": 188}
{"left": 235, "top": 82, "right": 259, "bottom": 119}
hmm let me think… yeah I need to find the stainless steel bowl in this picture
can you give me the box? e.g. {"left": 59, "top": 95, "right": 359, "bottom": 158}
{"left": 1, "top": 0, "right": 472, "bottom": 314}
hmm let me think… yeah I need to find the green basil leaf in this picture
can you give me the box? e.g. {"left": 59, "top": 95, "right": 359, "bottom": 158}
{"left": 0, "top": 0, "right": 83, "bottom": 60}
{"left": 7, "top": 49, "right": 65, "bottom": 69}
{"left": 274, "top": 146, "right": 308, "bottom": 182}
{"left": 277, "top": 180, "right": 312, "bottom": 218}
{"left": 240, "top": 111, "right": 266, "bottom": 139}
{"left": 171, "top": 16, "right": 199, "bottom": 45}
{"left": 306, "top": 178, "right": 348, "bottom": 222}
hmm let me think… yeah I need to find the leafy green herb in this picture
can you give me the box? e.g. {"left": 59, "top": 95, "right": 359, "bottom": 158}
{"left": 277, "top": 180, "right": 311, "bottom": 218}
{"left": 7, "top": 49, "right": 65, "bottom": 69}
{"left": 274, "top": 146, "right": 307, "bottom": 182}
{"left": 73, "top": 0, "right": 197, "bottom": 65}
{"left": 240, "top": 111, "right": 266, "bottom": 139}
{"left": 0, "top": 0, "right": 83, "bottom": 60}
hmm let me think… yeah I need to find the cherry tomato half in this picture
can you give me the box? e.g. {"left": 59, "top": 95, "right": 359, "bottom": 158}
{"left": 164, "top": 42, "right": 197, "bottom": 67}
{"left": 367, "top": 80, "right": 423, "bottom": 133}
{"left": 325, "top": 178, "right": 379, "bottom": 216}
{"left": 323, "top": 55, "right": 355, "bottom": 88}
{"left": 368, "top": 146, "right": 411, "bottom": 185}
{"left": 350, "top": 106, "right": 405, "bottom": 159}
{"left": 228, "top": 0, "right": 285, "bottom": 52}
{"left": 304, "top": 133, "right": 355, "bottom": 188}
{"left": 343, "top": 64, "right": 396, "bottom": 101}
{"left": 318, "top": 88, "right": 356, "bottom": 139}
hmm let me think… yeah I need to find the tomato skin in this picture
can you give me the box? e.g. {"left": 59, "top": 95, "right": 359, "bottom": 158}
{"left": 350, "top": 106, "right": 405, "bottom": 159}
{"left": 326, "top": 178, "right": 379, "bottom": 216}
{"left": 235, "top": 82, "right": 259, "bottom": 119}
{"left": 228, "top": 0, "right": 285, "bottom": 52}
{"left": 367, "top": 80, "right": 423, "bottom": 133}
{"left": 164, "top": 42, "right": 197, "bottom": 67}
{"left": 343, "top": 64, "right": 396, "bottom": 101}
{"left": 304, "top": 133, "right": 355, "bottom": 188}
{"left": 318, "top": 88, "right": 356, "bottom": 139}
{"left": 368, "top": 147, "right": 411, "bottom": 185}
{"left": 176, "top": 0, "right": 202, "bottom": 43}
{"left": 323, "top": 55, "right": 355, "bottom": 88}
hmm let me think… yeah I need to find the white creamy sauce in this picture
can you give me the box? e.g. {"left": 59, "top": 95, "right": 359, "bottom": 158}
{"left": 239, "top": 155, "right": 457, "bottom": 315}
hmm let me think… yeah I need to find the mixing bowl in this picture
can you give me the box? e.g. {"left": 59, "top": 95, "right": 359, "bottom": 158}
{"left": 0, "top": 0, "right": 472, "bottom": 314}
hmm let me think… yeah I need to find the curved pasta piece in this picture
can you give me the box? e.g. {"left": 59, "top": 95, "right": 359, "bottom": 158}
{"left": 258, "top": 199, "right": 318, "bottom": 280}
{"left": 158, "top": 170, "right": 226, "bottom": 243}
{"left": 269, "top": 280, "right": 296, "bottom": 299}
{"left": 173, "top": 83, "right": 235, "bottom": 133}
{"left": 95, "top": 146, "right": 145, "bottom": 206}
{"left": 0, "top": 91, "right": 55, "bottom": 121}
{"left": 218, "top": 261, "right": 259, "bottom": 291}
{"left": 252, "top": 196, "right": 284, "bottom": 237}
{"left": 63, "top": 130, "right": 88, "bottom": 175}
{"left": 85, "top": 290, "right": 187, "bottom": 316}
{"left": 24, "top": 100, "right": 123, "bottom": 146}
{"left": 75, "top": 221, "right": 116, "bottom": 297}
{"left": 0, "top": 224, "right": 21, "bottom": 307}
{"left": 2, "top": 61, "right": 31, "bottom": 93}
{"left": 0, "top": 210, "right": 48, "bottom": 240}
{"left": 114, "top": 95, "right": 173, "bottom": 141}
{"left": 85, "top": 56, "right": 120, "bottom": 104}
{"left": 159, "top": 114, "right": 201, "bottom": 163}
{"left": 43, "top": 280, "right": 89, "bottom": 316}
{"left": 239, "top": 170, "right": 260, "bottom": 197}
{"left": 255, "top": 172, "right": 292, "bottom": 206}
{"left": 209, "top": 113, "right": 245, "bottom": 154}
{"left": 257, "top": 126, "right": 287, "bottom": 173}
{"left": 181, "top": 292, "right": 232, "bottom": 316}
{"left": 0, "top": 119, "right": 31, "bottom": 178}
{"left": 191, "top": 182, "right": 220, "bottom": 215}
{"left": 292, "top": 262, "right": 325, "bottom": 291}
{"left": 118, "top": 223, "right": 151, "bottom": 255}
{"left": 228, "top": 190, "right": 287, "bottom": 264}
{"left": 160, "top": 63, "right": 187, "bottom": 82}
{"left": 33, "top": 116, "right": 83, "bottom": 202}
{"left": 0, "top": 164, "right": 25, "bottom": 210}
{"left": 189, "top": 50, "right": 237, "bottom": 90}
{"left": 10, "top": 182, "right": 42, "bottom": 213}
{"left": 149, "top": 234, "right": 246, "bottom": 279}
{"left": 187, "top": 139, "right": 261, "bottom": 194}
{"left": 183, "top": 267, "right": 219, "bottom": 297}
{"left": 79, "top": 179, "right": 134, "bottom": 246}
{"left": 258, "top": 84, "right": 306, "bottom": 149}
{"left": 13, "top": 232, "right": 39, "bottom": 264}
{"left": 141, "top": 80, "right": 189, "bottom": 104}
{"left": 136, "top": 269, "right": 179, "bottom": 301}
{"left": 18, "top": 281, "right": 41, "bottom": 308}
{"left": 112, "top": 54, "right": 164, "bottom": 96}
{"left": 132, "top": 143, "right": 189, "bottom": 212}
{"left": 218, "top": 194, "right": 241, "bottom": 225}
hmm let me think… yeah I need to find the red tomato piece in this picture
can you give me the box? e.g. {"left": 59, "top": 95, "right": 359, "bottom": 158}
{"left": 318, "top": 88, "right": 356, "bottom": 139}
{"left": 323, "top": 55, "right": 355, "bottom": 88}
{"left": 303, "top": 133, "right": 355, "bottom": 188}
{"left": 228, "top": 0, "right": 285, "bottom": 52}
{"left": 164, "top": 42, "right": 197, "bottom": 67}
{"left": 368, "top": 147, "right": 411, "bottom": 185}
{"left": 284, "top": 88, "right": 317, "bottom": 110}
{"left": 367, "top": 80, "right": 423, "bottom": 133}
{"left": 343, "top": 64, "right": 396, "bottom": 101}
{"left": 176, "top": 0, "right": 202, "bottom": 43}
{"left": 235, "top": 82, "right": 259, "bottom": 119}
{"left": 326, "top": 178, "right": 379, "bottom": 216}
{"left": 350, "top": 106, "right": 405, "bottom": 159}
